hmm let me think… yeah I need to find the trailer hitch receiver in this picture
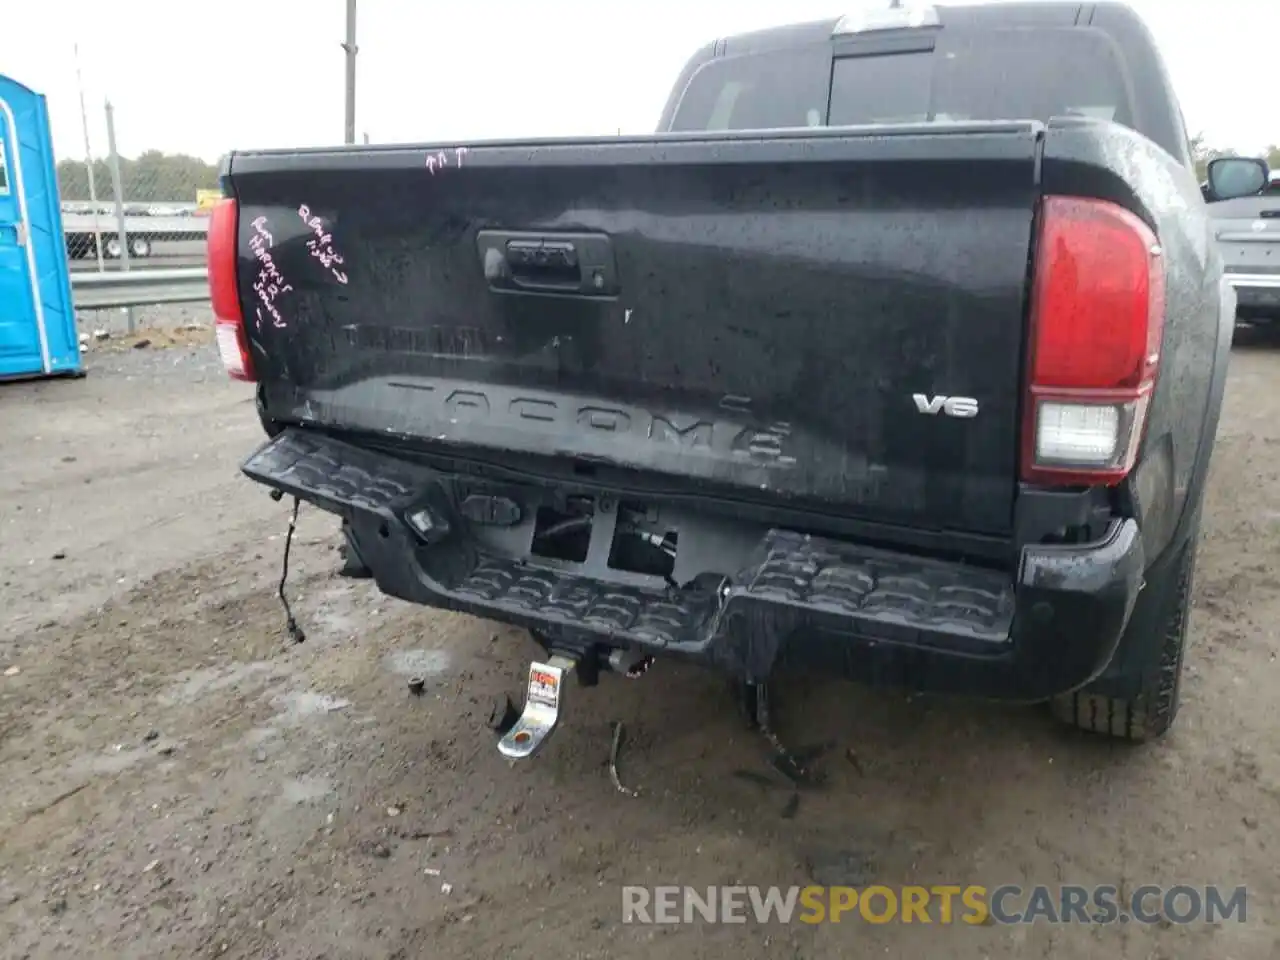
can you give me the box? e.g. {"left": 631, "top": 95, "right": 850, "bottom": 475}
{"left": 497, "top": 654, "right": 578, "bottom": 760}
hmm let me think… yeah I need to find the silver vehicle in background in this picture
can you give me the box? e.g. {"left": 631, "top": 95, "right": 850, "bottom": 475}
{"left": 1208, "top": 163, "right": 1280, "bottom": 324}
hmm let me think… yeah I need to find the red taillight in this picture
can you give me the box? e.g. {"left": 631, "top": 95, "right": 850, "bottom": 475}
{"left": 207, "top": 196, "right": 256, "bottom": 382}
{"left": 1021, "top": 196, "right": 1165, "bottom": 487}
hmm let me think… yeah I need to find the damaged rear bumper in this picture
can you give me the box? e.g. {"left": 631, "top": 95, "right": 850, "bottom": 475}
{"left": 243, "top": 429, "right": 1145, "bottom": 702}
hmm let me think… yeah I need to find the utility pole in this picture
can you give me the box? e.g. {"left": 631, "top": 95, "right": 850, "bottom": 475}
{"left": 104, "top": 100, "right": 135, "bottom": 334}
{"left": 342, "top": 0, "right": 357, "bottom": 144}
{"left": 73, "top": 43, "right": 105, "bottom": 271}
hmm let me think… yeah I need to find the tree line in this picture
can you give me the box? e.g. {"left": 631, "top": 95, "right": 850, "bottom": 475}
{"left": 1191, "top": 135, "right": 1280, "bottom": 182}
{"left": 56, "top": 150, "right": 220, "bottom": 203}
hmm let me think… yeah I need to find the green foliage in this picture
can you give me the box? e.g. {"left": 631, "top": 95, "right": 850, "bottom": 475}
{"left": 56, "top": 150, "right": 219, "bottom": 203}
{"left": 1191, "top": 133, "right": 1280, "bottom": 183}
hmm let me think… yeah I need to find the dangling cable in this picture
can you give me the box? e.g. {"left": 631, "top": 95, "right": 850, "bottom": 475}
{"left": 278, "top": 495, "right": 306, "bottom": 644}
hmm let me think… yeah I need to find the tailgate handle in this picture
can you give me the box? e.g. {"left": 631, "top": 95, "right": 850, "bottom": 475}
{"left": 505, "top": 239, "right": 582, "bottom": 289}
{"left": 477, "top": 230, "right": 619, "bottom": 298}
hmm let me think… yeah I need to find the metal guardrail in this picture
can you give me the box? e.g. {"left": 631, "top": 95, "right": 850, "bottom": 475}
{"left": 63, "top": 212, "right": 209, "bottom": 240}
{"left": 71, "top": 267, "right": 210, "bottom": 309}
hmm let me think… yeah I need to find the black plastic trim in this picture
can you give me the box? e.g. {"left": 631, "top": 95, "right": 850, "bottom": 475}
{"left": 242, "top": 429, "right": 1144, "bottom": 700}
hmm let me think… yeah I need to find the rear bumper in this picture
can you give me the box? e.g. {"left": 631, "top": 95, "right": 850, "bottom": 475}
{"left": 244, "top": 429, "right": 1145, "bottom": 702}
{"left": 1227, "top": 273, "right": 1280, "bottom": 315}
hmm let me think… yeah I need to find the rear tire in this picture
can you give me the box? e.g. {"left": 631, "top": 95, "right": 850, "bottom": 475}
{"left": 1050, "top": 534, "right": 1197, "bottom": 742}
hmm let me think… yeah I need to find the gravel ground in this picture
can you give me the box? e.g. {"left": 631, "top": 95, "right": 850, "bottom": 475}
{"left": 1, "top": 327, "right": 1279, "bottom": 959}
{"left": 77, "top": 302, "right": 217, "bottom": 339}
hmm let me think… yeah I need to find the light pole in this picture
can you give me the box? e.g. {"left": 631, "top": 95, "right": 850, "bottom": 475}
{"left": 73, "top": 43, "right": 105, "bottom": 270}
{"left": 342, "top": 0, "right": 357, "bottom": 144}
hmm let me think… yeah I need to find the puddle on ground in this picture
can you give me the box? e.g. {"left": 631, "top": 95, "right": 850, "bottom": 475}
{"left": 383, "top": 648, "right": 452, "bottom": 678}
{"left": 302, "top": 578, "right": 387, "bottom": 645}
{"left": 243, "top": 726, "right": 278, "bottom": 747}
{"left": 158, "top": 661, "right": 282, "bottom": 707}
{"left": 66, "top": 745, "right": 148, "bottom": 777}
{"left": 271, "top": 690, "right": 352, "bottom": 719}
{"left": 280, "top": 775, "right": 335, "bottom": 806}
{"left": 258, "top": 775, "right": 337, "bottom": 832}
{"left": 241, "top": 687, "right": 355, "bottom": 750}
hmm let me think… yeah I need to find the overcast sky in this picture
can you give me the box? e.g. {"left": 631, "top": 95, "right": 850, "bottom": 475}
{"left": 4, "top": 0, "right": 1277, "bottom": 163}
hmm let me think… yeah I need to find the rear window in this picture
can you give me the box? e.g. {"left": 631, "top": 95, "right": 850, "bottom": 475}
{"left": 668, "top": 45, "right": 832, "bottom": 132}
{"left": 670, "top": 27, "right": 1135, "bottom": 133}
{"left": 831, "top": 30, "right": 1132, "bottom": 128}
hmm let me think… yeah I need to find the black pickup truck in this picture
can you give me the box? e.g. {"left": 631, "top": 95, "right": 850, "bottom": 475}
{"left": 211, "top": 1, "right": 1259, "bottom": 757}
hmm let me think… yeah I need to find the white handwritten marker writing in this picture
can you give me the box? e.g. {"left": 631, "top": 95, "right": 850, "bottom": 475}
{"left": 425, "top": 147, "right": 468, "bottom": 175}
{"left": 249, "top": 215, "right": 292, "bottom": 329}
{"left": 297, "top": 204, "right": 350, "bottom": 284}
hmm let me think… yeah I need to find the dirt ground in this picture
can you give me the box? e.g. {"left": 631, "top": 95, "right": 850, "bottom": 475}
{"left": 2, "top": 320, "right": 1279, "bottom": 960}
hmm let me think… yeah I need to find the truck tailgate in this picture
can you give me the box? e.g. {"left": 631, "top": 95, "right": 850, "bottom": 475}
{"left": 1211, "top": 194, "right": 1280, "bottom": 290}
{"left": 227, "top": 124, "right": 1043, "bottom": 537}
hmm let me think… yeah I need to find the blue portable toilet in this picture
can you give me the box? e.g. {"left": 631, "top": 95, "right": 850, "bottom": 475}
{"left": 0, "top": 74, "right": 81, "bottom": 380}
